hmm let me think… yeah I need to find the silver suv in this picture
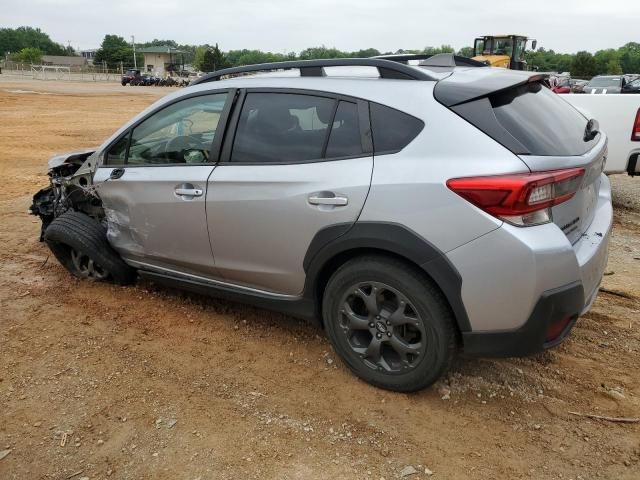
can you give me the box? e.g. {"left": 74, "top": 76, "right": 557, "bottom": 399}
{"left": 31, "top": 56, "right": 613, "bottom": 392}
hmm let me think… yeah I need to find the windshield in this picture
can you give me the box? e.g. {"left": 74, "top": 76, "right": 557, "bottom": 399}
{"left": 588, "top": 77, "right": 621, "bottom": 88}
{"left": 492, "top": 38, "right": 513, "bottom": 56}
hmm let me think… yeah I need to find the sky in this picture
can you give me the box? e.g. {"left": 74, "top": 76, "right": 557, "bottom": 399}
{"left": 1, "top": 0, "right": 638, "bottom": 54}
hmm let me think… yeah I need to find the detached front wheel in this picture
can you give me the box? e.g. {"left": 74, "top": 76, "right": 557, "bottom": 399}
{"left": 44, "top": 211, "right": 136, "bottom": 285}
{"left": 323, "top": 256, "right": 455, "bottom": 392}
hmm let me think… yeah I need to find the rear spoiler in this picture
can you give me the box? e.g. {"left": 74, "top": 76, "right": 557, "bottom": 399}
{"left": 434, "top": 69, "right": 548, "bottom": 107}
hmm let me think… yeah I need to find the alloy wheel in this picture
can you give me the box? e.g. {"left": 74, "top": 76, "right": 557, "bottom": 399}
{"left": 338, "top": 281, "right": 426, "bottom": 373}
{"left": 70, "top": 248, "right": 108, "bottom": 280}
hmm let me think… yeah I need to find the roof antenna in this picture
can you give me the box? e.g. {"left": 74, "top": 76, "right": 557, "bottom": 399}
{"left": 419, "top": 53, "right": 457, "bottom": 67}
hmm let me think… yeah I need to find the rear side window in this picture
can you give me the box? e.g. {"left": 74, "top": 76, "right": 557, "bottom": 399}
{"left": 231, "top": 93, "right": 336, "bottom": 163}
{"left": 325, "top": 101, "right": 363, "bottom": 158}
{"left": 370, "top": 103, "right": 424, "bottom": 155}
{"left": 490, "top": 82, "right": 598, "bottom": 156}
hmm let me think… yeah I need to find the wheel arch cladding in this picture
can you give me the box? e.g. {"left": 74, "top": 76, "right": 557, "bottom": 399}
{"left": 303, "top": 222, "right": 471, "bottom": 333}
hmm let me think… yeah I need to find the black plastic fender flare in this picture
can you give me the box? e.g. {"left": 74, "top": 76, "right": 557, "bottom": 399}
{"left": 302, "top": 222, "right": 471, "bottom": 333}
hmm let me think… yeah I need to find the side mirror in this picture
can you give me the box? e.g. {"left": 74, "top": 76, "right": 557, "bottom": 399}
{"left": 531, "top": 40, "right": 537, "bottom": 50}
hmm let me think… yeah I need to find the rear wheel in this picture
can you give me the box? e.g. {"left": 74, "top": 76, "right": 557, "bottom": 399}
{"left": 322, "top": 256, "right": 455, "bottom": 392}
{"left": 44, "top": 211, "right": 136, "bottom": 285}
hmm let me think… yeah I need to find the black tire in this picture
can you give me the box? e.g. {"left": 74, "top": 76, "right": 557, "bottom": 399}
{"left": 44, "top": 211, "right": 136, "bottom": 285}
{"left": 322, "top": 255, "right": 455, "bottom": 392}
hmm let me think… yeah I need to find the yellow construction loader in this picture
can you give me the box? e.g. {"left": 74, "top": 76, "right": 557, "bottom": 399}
{"left": 472, "top": 35, "right": 537, "bottom": 70}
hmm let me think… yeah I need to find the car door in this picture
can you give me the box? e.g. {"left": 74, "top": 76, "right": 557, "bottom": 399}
{"left": 94, "top": 91, "right": 233, "bottom": 278}
{"left": 206, "top": 90, "right": 374, "bottom": 296}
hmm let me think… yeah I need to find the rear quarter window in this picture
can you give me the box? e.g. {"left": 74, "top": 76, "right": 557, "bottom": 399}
{"left": 370, "top": 103, "right": 424, "bottom": 155}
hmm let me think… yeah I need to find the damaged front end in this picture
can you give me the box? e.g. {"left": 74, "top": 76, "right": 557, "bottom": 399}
{"left": 30, "top": 148, "right": 104, "bottom": 240}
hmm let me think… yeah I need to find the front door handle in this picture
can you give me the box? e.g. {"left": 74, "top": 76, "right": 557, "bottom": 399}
{"left": 308, "top": 194, "right": 348, "bottom": 206}
{"left": 175, "top": 187, "right": 203, "bottom": 197}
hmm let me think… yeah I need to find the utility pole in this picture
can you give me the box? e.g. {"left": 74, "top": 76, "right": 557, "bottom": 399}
{"left": 131, "top": 35, "right": 137, "bottom": 69}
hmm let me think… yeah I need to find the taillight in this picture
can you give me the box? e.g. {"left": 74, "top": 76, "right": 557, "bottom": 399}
{"left": 447, "top": 168, "right": 585, "bottom": 226}
{"left": 632, "top": 108, "right": 640, "bottom": 141}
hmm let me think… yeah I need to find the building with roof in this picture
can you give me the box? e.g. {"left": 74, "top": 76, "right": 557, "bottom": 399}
{"left": 78, "top": 49, "right": 97, "bottom": 65}
{"left": 137, "top": 46, "right": 184, "bottom": 76}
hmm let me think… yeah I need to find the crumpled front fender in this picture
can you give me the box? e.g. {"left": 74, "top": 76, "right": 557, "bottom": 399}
{"left": 48, "top": 148, "right": 97, "bottom": 170}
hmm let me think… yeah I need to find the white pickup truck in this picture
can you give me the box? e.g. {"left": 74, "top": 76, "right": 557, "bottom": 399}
{"left": 562, "top": 94, "right": 640, "bottom": 176}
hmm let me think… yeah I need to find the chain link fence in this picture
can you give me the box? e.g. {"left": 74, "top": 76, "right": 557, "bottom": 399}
{"left": 0, "top": 61, "right": 129, "bottom": 82}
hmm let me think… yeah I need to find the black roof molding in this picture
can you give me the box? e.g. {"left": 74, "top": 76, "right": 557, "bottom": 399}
{"left": 190, "top": 58, "right": 437, "bottom": 85}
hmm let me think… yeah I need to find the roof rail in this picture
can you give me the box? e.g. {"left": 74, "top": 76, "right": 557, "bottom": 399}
{"left": 374, "top": 53, "right": 487, "bottom": 68}
{"left": 190, "top": 58, "right": 437, "bottom": 85}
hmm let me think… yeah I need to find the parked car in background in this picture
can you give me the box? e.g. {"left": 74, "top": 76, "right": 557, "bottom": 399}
{"left": 622, "top": 77, "right": 640, "bottom": 94}
{"left": 551, "top": 77, "right": 571, "bottom": 94}
{"left": 121, "top": 69, "right": 141, "bottom": 86}
{"left": 30, "top": 57, "right": 613, "bottom": 392}
{"left": 570, "top": 79, "right": 588, "bottom": 93}
{"left": 584, "top": 75, "right": 626, "bottom": 94}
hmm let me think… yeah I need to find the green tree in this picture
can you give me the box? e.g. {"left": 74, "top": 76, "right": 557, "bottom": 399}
{"left": 571, "top": 51, "right": 597, "bottom": 78}
{"left": 200, "top": 49, "right": 215, "bottom": 72}
{"left": 210, "top": 44, "right": 230, "bottom": 70}
{"left": 299, "top": 46, "right": 345, "bottom": 60}
{"left": 594, "top": 49, "right": 618, "bottom": 74}
{"left": 0, "top": 26, "right": 66, "bottom": 56}
{"left": 94, "top": 34, "right": 134, "bottom": 69}
{"left": 14, "top": 47, "right": 42, "bottom": 64}
{"left": 352, "top": 48, "right": 381, "bottom": 58}
{"left": 618, "top": 42, "right": 640, "bottom": 74}
{"left": 457, "top": 46, "right": 474, "bottom": 57}
{"left": 606, "top": 58, "right": 623, "bottom": 75}
{"left": 422, "top": 45, "right": 455, "bottom": 55}
{"left": 194, "top": 44, "right": 230, "bottom": 71}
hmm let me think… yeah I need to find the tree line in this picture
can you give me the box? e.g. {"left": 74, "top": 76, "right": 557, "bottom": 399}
{"left": 2, "top": 27, "right": 639, "bottom": 78}
{"left": 0, "top": 26, "right": 75, "bottom": 63}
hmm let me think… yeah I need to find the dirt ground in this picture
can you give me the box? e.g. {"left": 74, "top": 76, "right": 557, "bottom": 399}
{"left": 0, "top": 77, "right": 639, "bottom": 480}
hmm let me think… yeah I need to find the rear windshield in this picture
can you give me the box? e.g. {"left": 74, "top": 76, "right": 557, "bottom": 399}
{"left": 490, "top": 82, "right": 598, "bottom": 156}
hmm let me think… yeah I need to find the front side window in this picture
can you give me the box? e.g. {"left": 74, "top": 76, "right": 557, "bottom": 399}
{"left": 106, "top": 134, "right": 128, "bottom": 165}
{"left": 231, "top": 93, "right": 337, "bottom": 163}
{"left": 106, "top": 93, "right": 227, "bottom": 166}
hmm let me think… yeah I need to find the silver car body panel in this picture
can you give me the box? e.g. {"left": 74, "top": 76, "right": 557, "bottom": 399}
{"left": 93, "top": 165, "right": 218, "bottom": 279}
{"left": 206, "top": 157, "right": 373, "bottom": 295}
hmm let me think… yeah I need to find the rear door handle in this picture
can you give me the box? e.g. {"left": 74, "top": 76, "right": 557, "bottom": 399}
{"left": 308, "top": 195, "right": 348, "bottom": 206}
{"left": 175, "top": 188, "right": 203, "bottom": 197}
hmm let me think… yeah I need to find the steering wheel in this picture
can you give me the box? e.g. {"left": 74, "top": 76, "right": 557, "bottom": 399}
{"left": 164, "top": 135, "right": 202, "bottom": 162}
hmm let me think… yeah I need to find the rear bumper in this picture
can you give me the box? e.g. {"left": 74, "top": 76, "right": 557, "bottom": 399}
{"left": 452, "top": 174, "right": 612, "bottom": 357}
{"left": 462, "top": 282, "right": 584, "bottom": 356}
